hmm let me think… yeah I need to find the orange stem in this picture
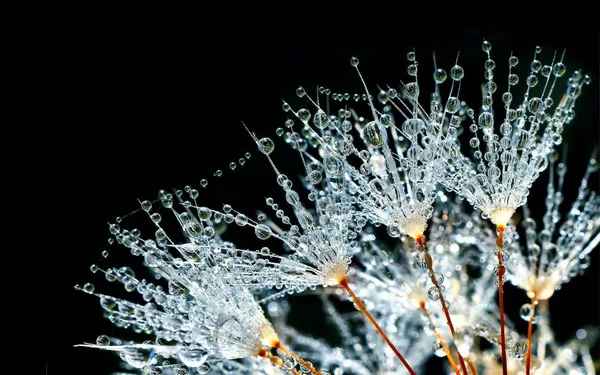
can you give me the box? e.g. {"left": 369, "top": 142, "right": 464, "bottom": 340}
{"left": 467, "top": 359, "right": 478, "bottom": 375}
{"left": 416, "top": 235, "right": 469, "bottom": 375}
{"left": 340, "top": 278, "right": 416, "bottom": 375}
{"left": 419, "top": 301, "right": 461, "bottom": 374}
{"left": 496, "top": 225, "right": 508, "bottom": 375}
{"left": 525, "top": 301, "right": 537, "bottom": 375}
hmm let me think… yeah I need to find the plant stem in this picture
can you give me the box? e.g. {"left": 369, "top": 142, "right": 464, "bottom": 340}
{"left": 340, "top": 278, "right": 416, "bottom": 375}
{"left": 525, "top": 300, "right": 538, "bottom": 375}
{"left": 419, "top": 301, "right": 461, "bottom": 374}
{"left": 416, "top": 235, "right": 469, "bottom": 375}
{"left": 496, "top": 225, "right": 508, "bottom": 375}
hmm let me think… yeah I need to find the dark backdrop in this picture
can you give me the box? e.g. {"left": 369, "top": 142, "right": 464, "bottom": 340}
{"left": 42, "top": 26, "right": 599, "bottom": 374}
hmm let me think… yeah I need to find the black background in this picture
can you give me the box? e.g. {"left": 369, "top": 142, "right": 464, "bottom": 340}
{"left": 41, "top": 24, "right": 599, "bottom": 374}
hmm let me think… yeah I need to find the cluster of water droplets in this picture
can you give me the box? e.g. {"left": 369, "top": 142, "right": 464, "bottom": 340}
{"left": 507, "top": 152, "right": 599, "bottom": 300}
{"left": 437, "top": 42, "right": 590, "bottom": 224}
{"left": 76, "top": 42, "right": 598, "bottom": 375}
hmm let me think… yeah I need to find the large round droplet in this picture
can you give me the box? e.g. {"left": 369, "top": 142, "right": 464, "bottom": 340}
{"left": 255, "top": 224, "right": 272, "bottom": 240}
{"left": 478, "top": 112, "right": 493, "bottom": 129}
{"left": 363, "top": 121, "right": 383, "bottom": 147}
{"left": 434, "top": 68, "right": 447, "bottom": 84}
{"left": 258, "top": 138, "right": 275, "bottom": 155}
{"left": 96, "top": 334, "right": 110, "bottom": 346}
{"left": 450, "top": 65, "right": 464, "bottom": 81}
{"left": 520, "top": 303, "right": 534, "bottom": 321}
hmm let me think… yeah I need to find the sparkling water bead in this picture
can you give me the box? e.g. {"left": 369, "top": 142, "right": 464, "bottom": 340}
{"left": 541, "top": 65, "right": 552, "bottom": 78}
{"left": 520, "top": 303, "right": 534, "bottom": 321}
{"left": 296, "top": 86, "right": 306, "bottom": 98}
{"left": 258, "top": 137, "right": 275, "bottom": 155}
{"left": 478, "top": 112, "right": 493, "bottom": 128}
{"left": 553, "top": 62, "right": 566, "bottom": 77}
{"left": 96, "top": 334, "right": 110, "bottom": 346}
{"left": 407, "top": 63, "right": 418, "bottom": 77}
{"left": 434, "top": 68, "right": 447, "bottom": 84}
{"left": 140, "top": 200, "right": 152, "bottom": 212}
{"left": 482, "top": 40, "right": 492, "bottom": 53}
{"left": 450, "top": 65, "right": 464, "bottom": 81}
{"left": 83, "top": 282, "right": 95, "bottom": 293}
{"left": 350, "top": 56, "right": 359, "bottom": 67}
{"left": 363, "top": 121, "right": 383, "bottom": 147}
{"left": 234, "top": 213, "right": 248, "bottom": 226}
{"left": 427, "top": 287, "right": 440, "bottom": 301}
{"left": 254, "top": 223, "right": 272, "bottom": 240}
{"left": 297, "top": 108, "right": 311, "bottom": 123}
{"left": 469, "top": 137, "right": 480, "bottom": 148}
{"left": 530, "top": 59, "right": 542, "bottom": 73}
{"left": 526, "top": 75, "right": 539, "bottom": 88}
{"left": 484, "top": 59, "right": 496, "bottom": 71}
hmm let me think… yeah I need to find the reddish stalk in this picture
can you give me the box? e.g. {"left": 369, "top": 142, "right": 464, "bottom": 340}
{"left": 467, "top": 359, "right": 478, "bottom": 375}
{"left": 496, "top": 225, "right": 508, "bottom": 375}
{"left": 416, "top": 235, "right": 469, "bottom": 375}
{"left": 525, "top": 300, "right": 538, "bottom": 375}
{"left": 340, "top": 278, "right": 416, "bottom": 375}
{"left": 419, "top": 301, "right": 461, "bottom": 374}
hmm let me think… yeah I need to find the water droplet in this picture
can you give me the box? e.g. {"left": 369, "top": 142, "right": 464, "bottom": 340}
{"left": 255, "top": 224, "right": 272, "bottom": 240}
{"left": 427, "top": 287, "right": 440, "bottom": 301}
{"left": 363, "top": 121, "right": 383, "bottom": 147}
{"left": 520, "top": 303, "right": 534, "bottom": 321}
{"left": 234, "top": 213, "right": 248, "bottom": 226}
{"left": 150, "top": 213, "right": 162, "bottom": 224}
{"left": 96, "top": 334, "right": 110, "bottom": 346}
{"left": 434, "top": 68, "right": 447, "bottom": 84}
{"left": 482, "top": 40, "right": 492, "bottom": 53}
{"left": 83, "top": 282, "right": 95, "bottom": 294}
{"left": 258, "top": 138, "right": 275, "bottom": 155}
